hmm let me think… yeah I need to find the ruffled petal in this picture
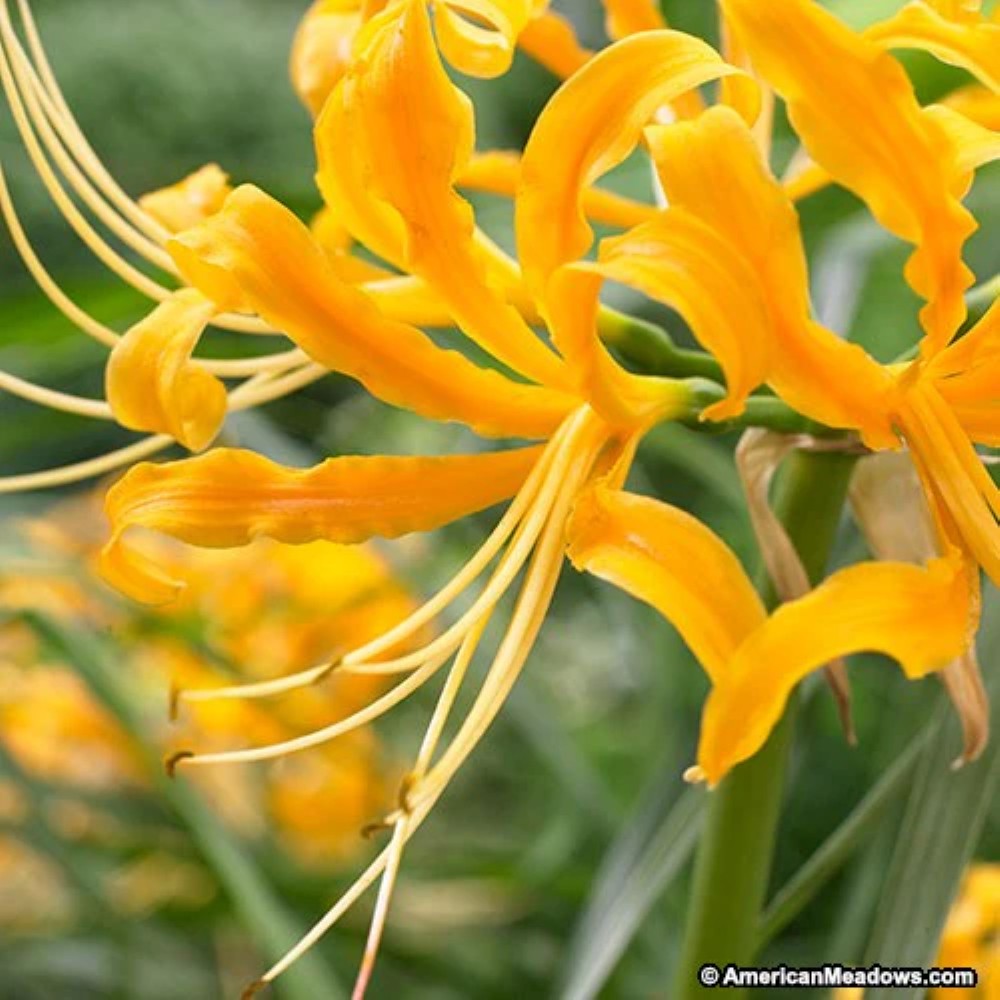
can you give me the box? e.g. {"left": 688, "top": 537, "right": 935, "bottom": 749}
{"left": 866, "top": 1, "right": 1000, "bottom": 94}
{"left": 290, "top": 0, "right": 363, "bottom": 117}
{"left": 138, "top": 165, "right": 232, "bottom": 234}
{"left": 515, "top": 29, "right": 758, "bottom": 303}
{"left": 101, "top": 445, "right": 543, "bottom": 604}
{"left": 646, "top": 106, "right": 896, "bottom": 444}
{"left": 566, "top": 485, "right": 766, "bottom": 682}
{"left": 698, "top": 550, "right": 976, "bottom": 784}
{"left": 567, "top": 210, "right": 773, "bottom": 421}
{"left": 168, "top": 186, "right": 574, "bottom": 439}
{"left": 105, "top": 289, "right": 224, "bottom": 452}
{"left": 317, "top": 0, "right": 568, "bottom": 388}
{"left": 720, "top": 0, "right": 976, "bottom": 353}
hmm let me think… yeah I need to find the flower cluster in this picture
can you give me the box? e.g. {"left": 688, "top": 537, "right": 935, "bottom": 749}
{"left": 0, "top": 0, "right": 997, "bottom": 993}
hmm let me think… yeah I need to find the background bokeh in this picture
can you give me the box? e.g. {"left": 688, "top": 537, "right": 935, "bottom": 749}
{"left": 0, "top": 1, "right": 997, "bottom": 998}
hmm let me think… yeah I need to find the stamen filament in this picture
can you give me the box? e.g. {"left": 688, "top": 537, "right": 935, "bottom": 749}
{"left": 171, "top": 649, "right": 454, "bottom": 768}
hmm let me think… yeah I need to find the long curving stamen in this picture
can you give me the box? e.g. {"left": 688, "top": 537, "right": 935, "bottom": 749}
{"left": 0, "top": 369, "right": 112, "bottom": 418}
{"left": 169, "top": 649, "right": 455, "bottom": 769}
{"left": 13, "top": 0, "right": 168, "bottom": 241}
{"left": 351, "top": 620, "right": 487, "bottom": 999}
{"left": 399, "top": 416, "right": 606, "bottom": 819}
{"left": 0, "top": 7, "right": 172, "bottom": 267}
{"left": 0, "top": 434, "right": 173, "bottom": 494}
{"left": 0, "top": 1, "right": 276, "bottom": 336}
{"left": 175, "top": 413, "right": 581, "bottom": 710}
{"left": 0, "top": 158, "right": 305, "bottom": 375}
{"left": 0, "top": 362, "right": 326, "bottom": 495}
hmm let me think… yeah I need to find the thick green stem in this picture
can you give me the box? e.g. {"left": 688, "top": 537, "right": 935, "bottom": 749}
{"left": 673, "top": 450, "right": 857, "bottom": 999}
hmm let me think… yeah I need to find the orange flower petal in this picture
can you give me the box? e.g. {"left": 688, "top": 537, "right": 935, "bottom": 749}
{"left": 518, "top": 10, "right": 591, "bottom": 78}
{"left": 866, "top": 1, "right": 1000, "bottom": 94}
{"left": 289, "top": 0, "right": 363, "bottom": 118}
{"left": 138, "top": 165, "right": 231, "bottom": 234}
{"left": 898, "top": 379, "right": 1000, "bottom": 584}
{"left": 317, "top": 1, "right": 567, "bottom": 388}
{"left": 101, "top": 445, "right": 543, "bottom": 604}
{"left": 566, "top": 484, "right": 766, "bottom": 682}
{"left": 168, "top": 185, "right": 574, "bottom": 439}
{"left": 432, "top": 0, "right": 543, "bottom": 79}
{"left": 572, "top": 210, "right": 773, "bottom": 421}
{"left": 546, "top": 263, "right": 692, "bottom": 428}
{"left": 516, "top": 29, "right": 758, "bottom": 304}
{"left": 646, "top": 106, "right": 896, "bottom": 443}
{"left": 698, "top": 550, "right": 975, "bottom": 784}
{"left": 720, "top": 0, "right": 976, "bottom": 352}
{"left": 601, "top": 0, "right": 666, "bottom": 39}
{"left": 105, "top": 289, "right": 224, "bottom": 452}
{"left": 457, "top": 151, "right": 656, "bottom": 230}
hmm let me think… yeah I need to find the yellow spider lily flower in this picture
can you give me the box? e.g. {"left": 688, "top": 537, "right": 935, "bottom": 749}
{"left": 566, "top": 483, "right": 976, "bottom": 785}
{"left": 3, "top": 0, "right": 993, "bottom": 993}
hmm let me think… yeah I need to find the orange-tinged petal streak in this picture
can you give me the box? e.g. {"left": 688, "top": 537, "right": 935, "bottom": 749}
{"left": 698, "top": 551, "right": 974, "bottom": 783}
{"left": 101, "top": 445, "right": 543, "bottom": 604}
{"left": 168, "top": 186, "right": 574, "bottom": 439}
{"left": 721, "top": 0, "right": 976, "bottom": 352}
{"left": 516, "top": 30, "right": 758, "bottom": 303}
{"left": 566, "top": 485, "right": 766, "bottom": 682}
{"left": 866, "top": 2, "right": 1000, "bottom": 93}
{"left": 646, "top": 107, "right": 896, "bottom": 443}
{"left": 105, "top": 289, "right": 224, "bottom": 452}
{"left": 138, "top": 165, "right": 232, "bottom": 234}
{"left": 320, "top": 1, "right": 567, "bottom": 389}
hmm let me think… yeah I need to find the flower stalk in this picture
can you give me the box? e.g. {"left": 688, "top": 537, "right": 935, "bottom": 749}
{"left": 675, "top": 448, "right": 859, "bottom": 998}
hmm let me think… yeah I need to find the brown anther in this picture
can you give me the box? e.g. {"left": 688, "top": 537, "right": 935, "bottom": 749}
{"left": 360, "top": 819, "right": 393, "bottom": 841}
{"left": 167, "top": 682, "right": 182, "bottom": 723}
{"left": 240, "top": 980, "right": 268, "bottom": 1000}
{"left": 164, "top": 750, "right": 194, "bottom": 778}
{"left": 310, "top": 656, "right": 342, "bottom": 686}
{"left": 396, "top": 772, "right": 417, "bottom": 815}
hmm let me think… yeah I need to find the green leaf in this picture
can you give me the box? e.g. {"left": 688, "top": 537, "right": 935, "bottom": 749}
{"left": 862, "top": 593, "right": 1000, "bottom": 997}
{"left": 758, "top": 726, "right": 930, "bottom": 946}
{"left": 556, "top": 770, "right": 704, "bottom": 1000}
{"left": 21, "top": 610, "right": 344, "bottom": 1000}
